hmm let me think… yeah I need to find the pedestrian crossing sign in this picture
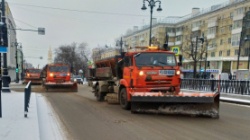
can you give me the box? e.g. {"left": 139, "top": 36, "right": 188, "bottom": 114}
{"left": 171, "top": 47, "right": 180, "bottom": 56}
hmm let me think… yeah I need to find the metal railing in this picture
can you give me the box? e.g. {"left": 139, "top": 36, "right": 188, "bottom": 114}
{"left": 181, "top": 78, "right": 250, "bottom": 95}
{"left": 24, "top": 81, "right": 32, "bottom": 118}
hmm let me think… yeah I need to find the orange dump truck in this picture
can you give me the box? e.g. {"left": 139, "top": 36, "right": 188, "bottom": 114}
{"left": 40, "top": 63, "right": 78, "bottom": 92}
{"left": 23, "top": 68, "right": 42, "bottom": 84}
{"left": 89, "top": 46, "right": 219, "bottom": 118}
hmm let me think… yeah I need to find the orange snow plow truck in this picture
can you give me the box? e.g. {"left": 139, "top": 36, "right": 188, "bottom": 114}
{"left": 23, "top": 68, "right": 42, "bottom": 84}
{"left": 40, "top": 63, "right": 78, "bottom": 92}
{"left": 89, "top": 46, "right": 220, "bottom": 118}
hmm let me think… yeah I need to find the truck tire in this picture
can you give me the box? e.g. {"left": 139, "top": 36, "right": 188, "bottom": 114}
{"left": 119, "top": 88, "right": 131, "bottom": 110}
{"left": 95, "top": 86, "right": 104, "bottom": 101}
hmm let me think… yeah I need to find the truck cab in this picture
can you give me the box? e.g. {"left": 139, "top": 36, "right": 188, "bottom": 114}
{"left": 117, "top": 50, "right": 181, "bottom": 94}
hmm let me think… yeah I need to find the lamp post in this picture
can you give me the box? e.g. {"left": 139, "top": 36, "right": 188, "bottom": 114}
{"left": 18, "top": 49, "right": 24, "bottom": 80}
{"left": 116, "top": 37, "right": 125, "bottom": 54}
{"left": 199, "top": 35, "right": 208, "bottom": 79}
{"left": 14, "top": 42, "right": 22, "bottom": 83}
{"left": 141, "top": 0, "right": 162, "bottom": 46}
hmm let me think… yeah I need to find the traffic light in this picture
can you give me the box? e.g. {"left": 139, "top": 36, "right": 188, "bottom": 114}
{"left": 16, "top": 68, "right": 19, "bottom": 73}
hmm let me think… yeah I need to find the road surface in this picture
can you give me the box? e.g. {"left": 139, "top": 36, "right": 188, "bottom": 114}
{"left": 14, "top": 84, "right": 250, "bottom": 140}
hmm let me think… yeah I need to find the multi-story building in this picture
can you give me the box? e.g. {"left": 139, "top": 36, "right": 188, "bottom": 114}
{"left": 1, "top": 2, "right": 19, "bottom": 81}
{"left": 123, "top": 0, "right": 249, "bottom": 79}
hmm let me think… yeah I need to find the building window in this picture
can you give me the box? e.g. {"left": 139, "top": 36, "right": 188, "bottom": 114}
{"left": 235, "top": 49, "right": 239, "bottom": 55}
{"left": 167, "top": 28, "right": 175, "bottom": 33}
{"left": 228, "top": 38, "right": 231, "bottom": 43}
{"left": 230, "top": 12, "right": 234, "bottom": 19}
{"left": 208, "top": 27, "right": 216, "bottom": 34}
{"left": 220, "top": 39, "right": 223, "bottom": 45}
{"left": 244, "top": 48, "right": 249, "bottom": 56}
{"left": 232, "top": 33, "right": 240, "bottom": 46}
{"left": 235, "top": 7, "right": 245, "bottom": 15}
{"left": 227, "top": 50, "right": 230, "bottom": 56}
{"left": 229, "top": 25, "right": 232, "bottom": 31}
{"left": 176, "top": 36, "right": 182, "bottom": 41}
{"left": 221, "top": 27, "right": 225, "bottom": 33}
{"left": 192, "top": 21, "right": 201, "bottom": 28}
{"left": 233, "top": 20, "right": 243, "bottom": 29}
{"left": 219, "top": 51, "right": 223, "bottom": 56}
{"left": 211, "top": 52, "right": 215, "bottom": 57}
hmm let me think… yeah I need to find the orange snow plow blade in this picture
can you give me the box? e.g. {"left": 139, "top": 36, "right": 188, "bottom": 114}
{"left": 130, "top": 91, "right": 220, "bottom": 118}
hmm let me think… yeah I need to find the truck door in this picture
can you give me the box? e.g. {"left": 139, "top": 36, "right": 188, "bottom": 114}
{"left": 123, "top": 56, "right": 133, "bottom": 87}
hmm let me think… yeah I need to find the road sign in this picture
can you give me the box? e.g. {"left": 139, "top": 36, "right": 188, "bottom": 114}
{"left": 0, "top": 46, "right": 7, "bottom": 53}
{"left": 171, "top": 47, "right": 180, "bottom": 56}
{"left": 38, "top": 27, "right": 45, "bottom": 35}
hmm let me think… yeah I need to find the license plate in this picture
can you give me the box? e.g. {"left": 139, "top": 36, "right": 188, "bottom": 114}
{"left": 56, "top": 80, "right": 63, "bottom": 83}
{"left": 60, "top": 73, "right": 66, "bottom": 76}
{"left": 159, "top": 70, "right": 175, "bottom": 76}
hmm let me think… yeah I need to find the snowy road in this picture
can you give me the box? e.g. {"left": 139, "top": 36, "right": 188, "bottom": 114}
{"left": 40, "top": 85, "right": 250, "bottom": 140}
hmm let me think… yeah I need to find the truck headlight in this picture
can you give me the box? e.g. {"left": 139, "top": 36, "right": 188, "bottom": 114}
{"left": 49, "top": 73, "right": 54, "bottom": 77}
{"left": 176, "top": 70, "right": 181, "bottom": 75}
{"left": 139, "top": 71, "right": 144, "bottom": 76}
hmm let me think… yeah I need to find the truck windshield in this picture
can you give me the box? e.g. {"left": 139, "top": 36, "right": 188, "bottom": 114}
{"left": 135, "top": 53, "right": 176, "bottom": 67}
{"left": 27, "top": 69, "right": 41, "bottom": 73}
{"left": 49, "top": 66, "right": 69, "bottom": 72}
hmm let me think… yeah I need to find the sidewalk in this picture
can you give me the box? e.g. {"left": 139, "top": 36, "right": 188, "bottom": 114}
{"left": 0, "top": 90, "right": 66, "bottom": 140}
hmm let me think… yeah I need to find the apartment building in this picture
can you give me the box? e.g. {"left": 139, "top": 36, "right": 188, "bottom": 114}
{"left": 123, "top": 0, "right": 250, "bottom": 79}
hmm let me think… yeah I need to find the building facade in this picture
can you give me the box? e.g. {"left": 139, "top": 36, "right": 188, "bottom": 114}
{"left": 1, "top": 2, "right": 19, "bottom": 81}
{"left": 123, "top": 0, "right": 249, "bottom": 79}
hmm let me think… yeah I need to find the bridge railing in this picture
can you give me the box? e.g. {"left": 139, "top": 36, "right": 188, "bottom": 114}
{"left": 181, "top": 78, "right": 250, "bottom": 95}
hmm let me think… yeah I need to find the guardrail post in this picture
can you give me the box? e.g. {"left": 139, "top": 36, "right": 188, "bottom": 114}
{"left": 211, "top": 79, "right": 215, "bottom": 92}
{"left": 24, "top": 81, "right": 32, "bottom": 118}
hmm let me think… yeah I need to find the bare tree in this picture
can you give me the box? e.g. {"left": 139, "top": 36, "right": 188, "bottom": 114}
{"left": 181, "top": 36, "right": 207, "bottom": 78}
{"left": 54, "top": 42, "right": 90, "bottom": 75}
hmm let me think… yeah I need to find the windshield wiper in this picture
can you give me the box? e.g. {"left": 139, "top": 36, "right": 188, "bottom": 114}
{"left": 134, "top": 53, "right": 141, "bottom": 57}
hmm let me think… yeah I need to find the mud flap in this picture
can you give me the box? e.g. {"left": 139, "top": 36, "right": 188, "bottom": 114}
{"left": 131, "top": 92, "right": 220, "bottom": 118}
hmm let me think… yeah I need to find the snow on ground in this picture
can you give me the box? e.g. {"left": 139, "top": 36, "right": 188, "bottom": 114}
{"left": 0, "top": 91, "right": 66, "bottom": 140}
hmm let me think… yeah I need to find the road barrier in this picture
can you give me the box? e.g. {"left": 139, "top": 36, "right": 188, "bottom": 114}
{"left": 24, "top": 81, "right": 31, "bottom": 118}
{"left": 181, "top": 79, "right": 250, "bottom": 95}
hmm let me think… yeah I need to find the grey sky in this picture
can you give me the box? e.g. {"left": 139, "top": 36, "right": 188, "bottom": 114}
{"left": 8, "top": 0, "right": 227, "bottom": 68}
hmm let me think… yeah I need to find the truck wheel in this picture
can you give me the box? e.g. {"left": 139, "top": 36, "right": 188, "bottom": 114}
{"left": 95, "top": 86, "right": 104, "bottom": 101}
{"left": 119, "top": 88, "right": 131, "bottom": 110}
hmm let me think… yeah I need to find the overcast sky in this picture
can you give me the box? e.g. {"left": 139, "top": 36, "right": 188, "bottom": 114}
{"left": 7, "top": 0, "right": 228, "bottom": 68}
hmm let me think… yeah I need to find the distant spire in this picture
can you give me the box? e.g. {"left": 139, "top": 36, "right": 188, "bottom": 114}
{"left": 48, "top": 46, "right": 53, "bottom": 64}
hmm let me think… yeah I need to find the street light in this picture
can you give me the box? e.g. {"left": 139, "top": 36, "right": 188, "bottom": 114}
{"left": 17, "top": 49, "right": 24, "bottom": 80}
{"left": 116, "top": 37, "right": 126, "bottom": 54}
{"left": 192, "top": 35, "right": 205, "bottom": 78}
{"left": 14, "top": 42, "right": 22, "bottom": 83}
{"left": 199, "top": 36, "right": 210, "bottom": 79}
{"left": 141, "top": 0, "right": 162, "bottom": 46}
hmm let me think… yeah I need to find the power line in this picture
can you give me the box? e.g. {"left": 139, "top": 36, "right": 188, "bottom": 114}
{"left": 9, "top": 2, "right": 164, "bottom": 18}
{"left": 14, "top": 18, "right": 37, "bottom": 29}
